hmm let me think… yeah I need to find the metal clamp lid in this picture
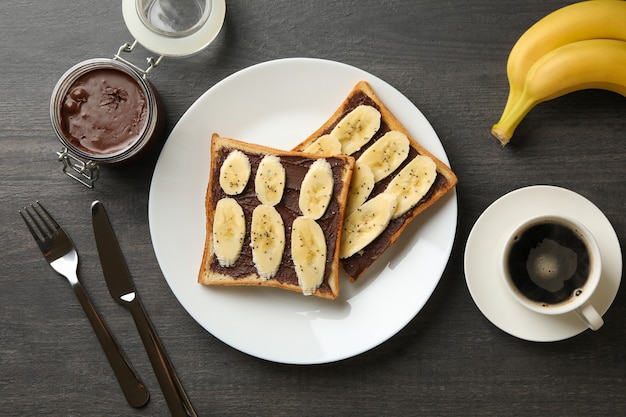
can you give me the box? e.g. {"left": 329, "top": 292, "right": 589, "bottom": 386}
{"left": 122, "top": 0, "right": 226, "bottom": 57}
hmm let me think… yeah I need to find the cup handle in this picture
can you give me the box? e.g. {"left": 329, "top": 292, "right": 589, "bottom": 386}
{"left": 575, "top": 302, "right": 604, "bottom": 331}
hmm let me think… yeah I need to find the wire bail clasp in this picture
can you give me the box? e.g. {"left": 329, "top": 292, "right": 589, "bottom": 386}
{"left": 56, "top": 147, "right": 99, "bottom": 188}
{"left": 114, "top": 40, "right": 164, "bottom": 77}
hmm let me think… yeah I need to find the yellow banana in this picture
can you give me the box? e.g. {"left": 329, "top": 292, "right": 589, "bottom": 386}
{"left": 492, "top": 39, "right": 626, "bottom": 144}
{"left": 497, "top": 0, "right": 626, "bottom": 138}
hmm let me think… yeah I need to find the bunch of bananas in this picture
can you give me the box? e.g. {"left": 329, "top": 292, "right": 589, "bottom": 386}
{"left": 491, "top": 0, "right": 626, "bottom": 145}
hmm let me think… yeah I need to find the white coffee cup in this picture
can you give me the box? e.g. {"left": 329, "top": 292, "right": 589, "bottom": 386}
{"left": 500, "top": 215, "right": 603, "bottom": 330}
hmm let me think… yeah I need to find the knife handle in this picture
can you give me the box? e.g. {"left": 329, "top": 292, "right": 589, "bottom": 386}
{"left": 72, "top": 281, "right": 150, "bottom": 408}
{"left": 127, "top": 296, "right": 197, "bottom": 417}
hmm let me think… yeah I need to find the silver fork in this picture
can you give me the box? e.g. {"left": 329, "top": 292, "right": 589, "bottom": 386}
{"left": 19, "top": 202, "right": 150, "bottom": 409}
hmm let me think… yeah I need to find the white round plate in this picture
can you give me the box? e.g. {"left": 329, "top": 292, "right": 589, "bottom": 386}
{"left": 464, "top": 185, "right": 622, "bottom": 342}
{"left": 148, "top": 58, "right": 457, "bottom": 364}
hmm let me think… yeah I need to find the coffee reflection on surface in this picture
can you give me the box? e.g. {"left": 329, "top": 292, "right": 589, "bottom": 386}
{"left": 507, "top": 222, "right": 591, "bottom": 306}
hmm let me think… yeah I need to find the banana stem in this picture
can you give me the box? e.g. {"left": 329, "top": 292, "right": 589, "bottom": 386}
{"left": 491, "top": 95, "right": 536, "bottom": 145}
{"left": 498, "top": 85, "right": 521, "bottom": 129}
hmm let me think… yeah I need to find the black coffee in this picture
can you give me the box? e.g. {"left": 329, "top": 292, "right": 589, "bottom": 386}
{"left": 506, "top": 221, "right": 591, "bottom": 306}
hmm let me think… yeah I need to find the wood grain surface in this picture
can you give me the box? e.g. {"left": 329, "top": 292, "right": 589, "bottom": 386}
{"left": 1, "top": 1, "right": 624, "bottom": 416}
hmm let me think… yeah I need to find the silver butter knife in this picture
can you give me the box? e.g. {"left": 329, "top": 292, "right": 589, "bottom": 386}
{"left": 91, "top": 200, "right": 197, "bottom": 417}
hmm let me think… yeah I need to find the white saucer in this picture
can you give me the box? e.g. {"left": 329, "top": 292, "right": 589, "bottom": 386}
{"left": 464, "top": 185, "right": 622, "bottom": 342}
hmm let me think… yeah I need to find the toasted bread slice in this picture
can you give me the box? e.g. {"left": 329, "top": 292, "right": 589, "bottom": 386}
{"left": 293, "top": 81, "right": 458, "bottom": 281}
{"left": 199, "top": 134, "right": 354, "bottom": 299}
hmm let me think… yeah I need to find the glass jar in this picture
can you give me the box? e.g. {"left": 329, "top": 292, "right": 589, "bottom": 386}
{"left": 51, "top": 57, "right": 163, "bottom": 186}
{"left": 50, "top": 0, "right": 225, "bottom": 187}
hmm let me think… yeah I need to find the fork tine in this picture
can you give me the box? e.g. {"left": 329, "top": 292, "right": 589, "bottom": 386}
{"left": 19, "top": 207, "right": 43, "bottom": 244}
{"left": 33, "top": 201, "right": 60, "bottom": 233}
{"left": 24, "top": 204, "right": 51, "bottom": 240}
{"left": 19, "top": 202, "right": 60, "bottom": 246}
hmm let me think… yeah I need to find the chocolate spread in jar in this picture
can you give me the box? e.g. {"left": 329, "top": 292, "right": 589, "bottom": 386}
{"left": 60, "top": 68, "right": 148, "bottom": 156}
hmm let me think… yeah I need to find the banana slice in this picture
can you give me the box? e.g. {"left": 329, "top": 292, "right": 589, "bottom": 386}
{"left": 345, "top": 162, "right": 375, "bottom": 215}
{"left": 356, "top": 130, "right": 410, "bottom": 182}
{"left": 303, "top": 134, "right": 342, "bottom": 156}
{"left": 340, "top": 192, "right": 397, "bottom": 259}
{"left": 250, "top": 204, "right": 286, "bottom": 279}
{"left": 330, "top": 105, "right": 381, "bottom": 155}
{"left": 212, "top": 197, "right": 246, "bottom": 267}
{"left": 255, "top": 155, "right": 286, "bottom": 206}
{"left": 298, "top": 158, "right": 334, "bottom": 220}
{"left": 291, "top": 216, "right": 327, "bottom": 296}
{"left": 219, "top": 150, "right": 251, "bottom": 195}
{"left": 385, "top": 155, "right": 437, "bottom": 219}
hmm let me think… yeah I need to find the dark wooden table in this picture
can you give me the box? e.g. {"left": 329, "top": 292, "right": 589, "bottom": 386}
{"left": 2, "top": 1, "right": 624, "bottom": 416}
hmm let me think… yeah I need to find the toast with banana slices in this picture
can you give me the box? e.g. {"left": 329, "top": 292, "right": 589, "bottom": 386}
{"left": 293, "top": 81, "right": 458, "bottom": 282}
{"left": 199, "top": 134, "right": 354, "bottom": 300}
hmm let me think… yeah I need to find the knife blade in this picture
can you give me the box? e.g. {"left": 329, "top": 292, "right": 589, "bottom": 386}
{"left": 91, "top": 200, "right": 197, "bottom": 417}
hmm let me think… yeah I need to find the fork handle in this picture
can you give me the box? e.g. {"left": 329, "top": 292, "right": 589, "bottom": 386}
{"left": 72, "top": 282, "right": 150, "bottom": 408}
